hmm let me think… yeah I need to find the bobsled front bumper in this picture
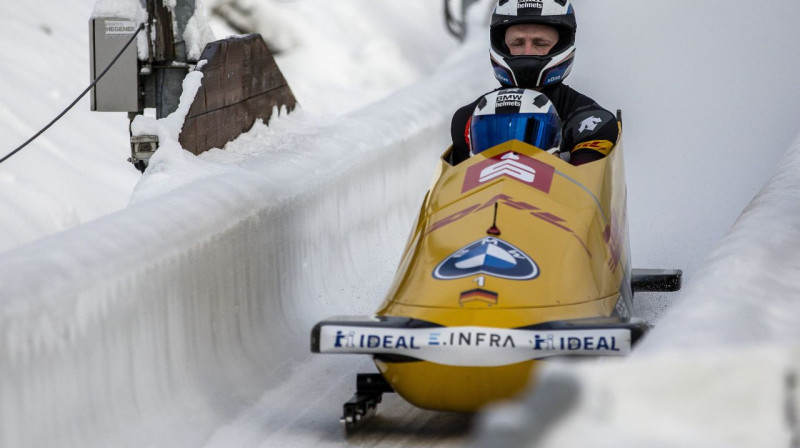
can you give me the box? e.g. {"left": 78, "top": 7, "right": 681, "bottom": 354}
{"left": 311, "top": 315, "right": 648, "bottom": 368}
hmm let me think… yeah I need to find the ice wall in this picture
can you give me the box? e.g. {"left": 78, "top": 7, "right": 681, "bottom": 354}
{"left": 0, "top": 39, "right": 494, "bottom": 447}
{"left": 473, "top": 133, "right": 800, "bottom": 448}
{"left": 0, "top": 125, "right": 434, "bottom": 448}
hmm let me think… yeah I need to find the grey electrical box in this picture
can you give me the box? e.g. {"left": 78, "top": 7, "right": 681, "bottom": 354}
{"left": 89, "top": 18, "right": 140, "bottom": 112}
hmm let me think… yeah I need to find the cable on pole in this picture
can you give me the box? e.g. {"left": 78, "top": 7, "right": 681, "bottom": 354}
{"left": 0, "top": 23, "right": 145, "bottom": 165}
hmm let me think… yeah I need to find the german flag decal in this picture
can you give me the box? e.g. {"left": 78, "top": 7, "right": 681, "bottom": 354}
{"left": 459, "top": 289, "right": 499, "bottom": 306}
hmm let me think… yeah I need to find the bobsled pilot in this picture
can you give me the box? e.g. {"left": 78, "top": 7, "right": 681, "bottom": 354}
{"left": 450, "top": 0, "right": 619, "bottom": 165}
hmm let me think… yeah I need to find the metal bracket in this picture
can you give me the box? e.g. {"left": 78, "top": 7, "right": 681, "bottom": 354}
{"left": 341, "top": 373, "right": 394, "bottom": 432}
{"left": 129, "top": 135, "right": 159, "bottom": 172}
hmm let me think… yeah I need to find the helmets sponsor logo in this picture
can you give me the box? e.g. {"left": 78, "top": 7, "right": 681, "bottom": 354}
{"left": 462, "top": 151, "right": 554, "bottom": 194}
{"left": 495, "top": 92, "right": 523, "bottom": 110}
{"left": 474, "top": 88, "right": 554, "bottom": 116}
{"left": 518, "top": 0, "right": 544, "bottom": 11}
{"left": 433, "top": 237, "right": 539, "bottom": 280}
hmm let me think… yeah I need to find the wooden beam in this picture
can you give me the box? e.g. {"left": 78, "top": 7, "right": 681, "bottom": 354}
{"left": 179, "top": 34, "right": 297, "bottom": 155}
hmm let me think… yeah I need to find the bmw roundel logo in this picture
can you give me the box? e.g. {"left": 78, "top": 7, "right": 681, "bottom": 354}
{"left": 433, "top": 237, "right": 539, "bottom": 281}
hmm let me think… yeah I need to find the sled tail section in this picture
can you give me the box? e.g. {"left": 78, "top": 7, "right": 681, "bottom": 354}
{"left": 631, "top": 268, "right": 683, "bottom": 292}
{"left": 311, "top": 315, "right": 649, "bottom": 367}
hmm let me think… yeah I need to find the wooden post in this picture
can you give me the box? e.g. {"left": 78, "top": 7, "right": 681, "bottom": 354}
{"left": 148, "top": 0, "right": 174, "bottom": 62}
{"left": 178, "top": 35, "right": 297, "bottom": 155}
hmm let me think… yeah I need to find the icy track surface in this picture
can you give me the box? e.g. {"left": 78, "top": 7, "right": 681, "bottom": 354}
{"left": 3, "top": 0, "right": 800, "bottom": 447}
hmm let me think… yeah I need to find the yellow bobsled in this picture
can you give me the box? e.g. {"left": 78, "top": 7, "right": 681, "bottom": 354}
{"left": 311, "top": 128, "right": 681, "bottom": 427}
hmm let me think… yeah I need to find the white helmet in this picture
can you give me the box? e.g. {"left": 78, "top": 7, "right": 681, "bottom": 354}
{"left": 469, "top": 88, "right": 562, "bottom": 155}
{"left": 490, "top": 0, "right": 577, "bottom": 88}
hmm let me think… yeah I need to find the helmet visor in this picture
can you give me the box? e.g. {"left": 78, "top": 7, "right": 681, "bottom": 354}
{"left": 470, "top": 112, "right": 562, "bottom": 155}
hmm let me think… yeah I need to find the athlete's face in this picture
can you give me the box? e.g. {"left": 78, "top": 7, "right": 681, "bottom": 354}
{"left": 504, "top": 24, "right": 559, "bottom": 56}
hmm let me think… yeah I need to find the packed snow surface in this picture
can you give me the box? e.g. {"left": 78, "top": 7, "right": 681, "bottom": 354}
{"left": 0, "top": 0, "right": 457, "bottom": 253}
{"left": 1, "top": 0, "right": 800, "bottom": 447}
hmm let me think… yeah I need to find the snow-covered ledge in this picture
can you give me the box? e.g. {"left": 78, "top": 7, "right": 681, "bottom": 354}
{"left": 0, "top": 39, "right": 492, "bottom": 447}
{"left": 473, "top": 132, "right": 800, "bottom": 448}
{"left": 0, "top": 116, "right": 438, "bottom": 448}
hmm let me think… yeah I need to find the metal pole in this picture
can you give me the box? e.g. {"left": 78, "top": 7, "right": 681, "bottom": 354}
{"left": 173, "top": 0, "right": 196, "bottom": 63}
{"left": 149, "top": 0, "right": 193, "bottom": 118}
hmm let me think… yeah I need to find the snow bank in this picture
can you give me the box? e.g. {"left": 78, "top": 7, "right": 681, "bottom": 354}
{"left": 91, "top": 0, "right": 146, "bottom": 22}
{"left": 131, "top": 69, "right": 204, "bottom": 140}
{"left": 638, "top": 131, "right": 800, "bottom": 351}
{"left": 183, "top": 0, "right": 216, "bottom": 61}
{"left": 475, "top": 347, "right": 799, "bottom": 448}
{"left": 0, "top": 0, "right": 456, "bottom": 256}
{"left": 0, "top": 31, "right": 492, "bottom": 448}
{"left": 7, "top": 0, "right": 800, "bottom": 444}
{"left": 92, "top": 0, "right": 214, "bottom": 60}
{"left": 0, "top": 0, "right": 140, "bottom": 254}
{"left": 206, "top": 0, "right": 465, "bottom": 115}
{"left": 473, "top": 132, "right": 800, "bottom": 448}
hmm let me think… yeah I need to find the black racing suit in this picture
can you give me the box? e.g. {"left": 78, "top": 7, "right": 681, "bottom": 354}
{"left": 449, "top": 83, "right": 619, "bottom": 165}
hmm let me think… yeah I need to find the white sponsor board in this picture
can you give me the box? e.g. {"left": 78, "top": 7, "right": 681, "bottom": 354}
{"left": 318, "top": 325, "right": 631, "bottom": 367}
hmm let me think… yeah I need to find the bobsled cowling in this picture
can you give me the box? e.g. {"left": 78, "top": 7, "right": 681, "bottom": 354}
{"left": 312, "top": 137, "right": 674, "bottom": 414}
